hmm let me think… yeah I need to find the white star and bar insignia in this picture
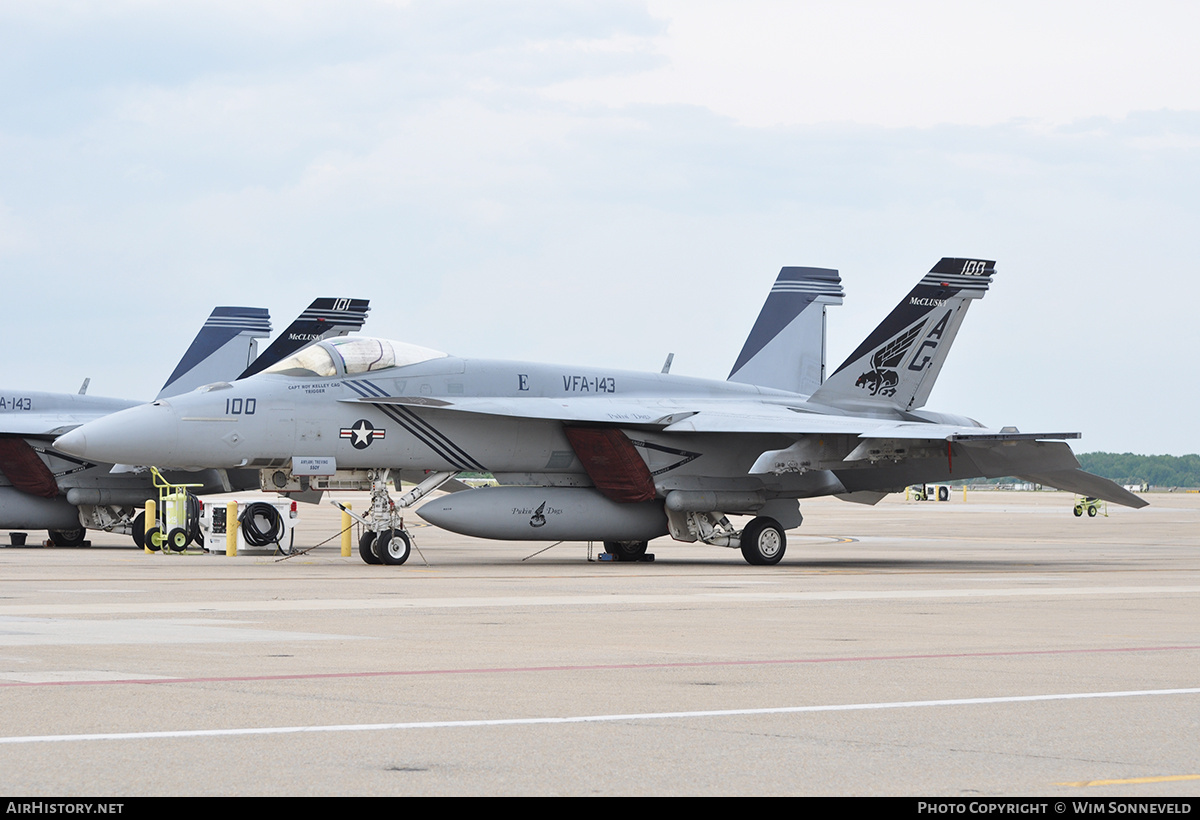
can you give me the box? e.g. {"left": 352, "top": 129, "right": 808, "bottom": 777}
{"left": 340, "top": 419, "right": 386, "bottom": 449}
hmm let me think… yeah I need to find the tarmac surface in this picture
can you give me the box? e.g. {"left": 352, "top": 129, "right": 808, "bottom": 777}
{"left": 0, "top": 489, "right": 1197, "bottom": 797}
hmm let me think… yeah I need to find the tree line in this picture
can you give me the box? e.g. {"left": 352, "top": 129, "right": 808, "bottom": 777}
{"left": 1076, "top": 452, "right": 1200, "bottom": 488}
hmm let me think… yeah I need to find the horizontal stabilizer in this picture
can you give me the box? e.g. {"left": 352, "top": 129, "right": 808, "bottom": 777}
{"left": 1016, "top": 469, "right": 1149, "bottom": 509}
{"left": 956, "top": 439, "right": 1082, "bottom": 477}
{"left": 949, "top": 431, "right": 1080, "bottom": 442}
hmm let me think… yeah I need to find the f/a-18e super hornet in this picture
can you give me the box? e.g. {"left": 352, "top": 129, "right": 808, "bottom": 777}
{"left": 2, "top": 298, "right": 369, "bottom": 546}
{"left": 55, "top": 259, "right": 1145, "bottom": 565}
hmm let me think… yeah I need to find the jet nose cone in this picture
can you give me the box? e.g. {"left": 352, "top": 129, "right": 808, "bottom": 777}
{"left": 54, "top": 428, "right": 87, "bottom": 458}
{"left": 53, "top": 401, "right": 182, "bottom": 466}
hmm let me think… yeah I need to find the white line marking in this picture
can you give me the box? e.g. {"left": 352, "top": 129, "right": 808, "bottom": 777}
{"left": 0, "top": 586, "right": 1198, "bottom": 617}
{"left": 0, "top": 617, "right": 354, "bottom": 647}
{"left": 0, "top": 670, "right": 177, "bottom": 683}
{"left": 3, "top": 687, "right": 1197, "bottom": 745}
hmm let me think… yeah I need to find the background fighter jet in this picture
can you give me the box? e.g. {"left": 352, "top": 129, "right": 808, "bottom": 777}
{"left": 53, "top": 266, "right": 842, "bottom": 560}
{"left": 2, "top": 298, "right": 368, "bottom": 547}
{"left": 55, "top": 259, "right": 1145, "bottom": 566}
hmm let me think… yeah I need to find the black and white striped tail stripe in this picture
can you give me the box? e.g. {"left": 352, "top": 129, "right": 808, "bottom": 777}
{"left": 918, "top": 272, "right": 994, "bottom": 291}
{"left": 343, "top": 379, "right": 486, "bottom": 471}
{"left": 204, "top": 307, "right": 272, "bottom": 333}
{"left": 203, "top": 318, "right": 273, "bottom": 332}
{"left": 299, "top": 309, "right": 368, "bottom": 328}
{"left": 772, "top": 268, "right": 845, "bottom": 300}
{"left": 770, "top": 281, "right": 846, "bottom": 296}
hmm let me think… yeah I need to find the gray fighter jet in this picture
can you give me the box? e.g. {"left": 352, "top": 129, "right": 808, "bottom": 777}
{"left": 55, "top": 259, "right": 1145, "bottom": 565}
{"left": 2, "top": 299, "right": 368, "bottom": 546}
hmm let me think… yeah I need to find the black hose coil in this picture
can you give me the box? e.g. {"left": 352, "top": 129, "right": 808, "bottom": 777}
{"left": 239, "top": 502, "right": 285, "bottom": 547}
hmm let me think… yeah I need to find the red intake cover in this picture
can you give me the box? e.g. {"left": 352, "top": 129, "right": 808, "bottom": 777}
{"left": 0, "top": 437, "right": 60, "bottom": 498}
{"left": 563, "top": 427, "right": 656, "bottom": 503}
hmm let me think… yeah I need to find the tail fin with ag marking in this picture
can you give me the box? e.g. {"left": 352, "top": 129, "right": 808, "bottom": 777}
{"left": 811, "top": 258, "right": 993, "bottom": 413}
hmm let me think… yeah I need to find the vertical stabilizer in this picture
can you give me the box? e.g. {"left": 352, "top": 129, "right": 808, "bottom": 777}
{"left": 727, "top": 267, "right": 844, "bottom": 395}
{"left": 239, "top": 298, "right": 371, "bottom": 378}
{"left": 810, "top": 258, "right": 994, "bottom": 412}
{"left": 157, "top": 307, "right": 272, "bottom": 399}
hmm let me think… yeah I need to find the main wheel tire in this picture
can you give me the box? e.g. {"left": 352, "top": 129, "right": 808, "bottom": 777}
{"left": 167, "top": 527, "right": 189, "bottom": 552}
{"left": 359, "top": 531, "right": 381, "bottom": 565}
{"left": 48, "top": 528, "right": 86, "bottom": 547}
{"left": 144, "top": 526, "right": 163, "bottom": 552}
{"left": 131, "top": 512, "right": 146, "bottom": 549}
{"left": 1073, "top": 506, "right": 1083, "bottom": 517}
{"left": 378, "top": 530, "right": 411, "bottom": 565}
{"left": 1087, "top": 505, "right": 1098, "bottom": 517}
{"left": 603, "top": 540, "right": 648, "bottom": 562}
{"left": 740, "top": 517, "right": 786, "bottom": 566}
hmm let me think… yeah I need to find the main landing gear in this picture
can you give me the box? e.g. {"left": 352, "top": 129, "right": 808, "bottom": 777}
{"left": 665, "top": 501, "right": 791, "bottom": 566}
{"left": 738, "top": 517, "right": 786, "bottom": 566}
{"left": 336, "top": 469, "right": 456, "bottom": 566}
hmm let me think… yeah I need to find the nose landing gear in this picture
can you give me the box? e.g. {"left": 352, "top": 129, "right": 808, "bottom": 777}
{"left": 334, "top": 469, "right": 457, "bottom": 566}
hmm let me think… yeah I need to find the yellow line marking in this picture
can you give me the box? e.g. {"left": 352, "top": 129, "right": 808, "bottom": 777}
{"left": 1057, "top": 774, "right": 1200, "bottom": 787}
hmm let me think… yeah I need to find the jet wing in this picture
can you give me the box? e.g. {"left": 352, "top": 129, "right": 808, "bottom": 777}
{"left": 661, "top": 412, "right": 1080, "bottom": 441}
{"left": 340, "top": 394, "right": 1079, "bottom": 442}
{"left": 340, "top": 395, "right": 694, "bottom": 427}
{"left": 341, "top": 394, "right": 950, "bottom": 434}
{"left": 341, "top": 394, "right": 1143, "bottom": 509}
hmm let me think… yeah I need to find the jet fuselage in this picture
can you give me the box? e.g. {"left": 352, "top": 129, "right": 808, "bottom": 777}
{"left": 53, "top": 344, "right": 993, "bottom": 507}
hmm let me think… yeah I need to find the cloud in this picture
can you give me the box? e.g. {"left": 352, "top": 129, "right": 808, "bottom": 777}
{"left": 549, "top": 0, "right": 1200, "bottom": 128}
{"left": 0, "top": 1, "right": 1196, "bottom": 454}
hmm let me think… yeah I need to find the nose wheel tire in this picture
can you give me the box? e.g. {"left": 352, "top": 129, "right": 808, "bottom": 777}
{"left": 378, "top": 530, "right": 411, "bottom": 565}
{"left": 740, "top": 517, "right": 786, "bottom": 566}
{"left": 358, "top": 531, "right": 382, "bottom": 564}
{"left": 603, "top": 540, "right": 648, "bottom": 562}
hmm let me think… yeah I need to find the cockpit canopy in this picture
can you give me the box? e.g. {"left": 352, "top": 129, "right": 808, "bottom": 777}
{"left": 262, "top": 337, "right": 448, "bottom": 378}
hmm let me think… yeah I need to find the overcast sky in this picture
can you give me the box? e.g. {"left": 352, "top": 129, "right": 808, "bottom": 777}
{"left": 2, "top": 0, "right": 1197, "bottom": 454}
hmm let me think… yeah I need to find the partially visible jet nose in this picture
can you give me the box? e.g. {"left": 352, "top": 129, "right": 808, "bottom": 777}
{"left": 54, "top": 401, "right": 184, "bottom": 467}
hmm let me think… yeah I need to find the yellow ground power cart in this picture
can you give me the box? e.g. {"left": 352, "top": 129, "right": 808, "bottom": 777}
{"left": 143, "top": 467, "right": 203, "bottom": 552}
